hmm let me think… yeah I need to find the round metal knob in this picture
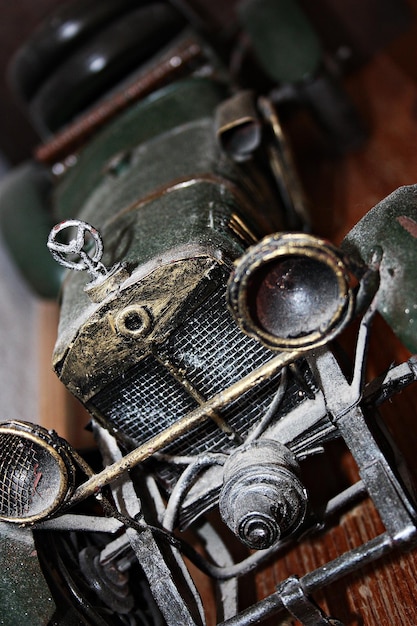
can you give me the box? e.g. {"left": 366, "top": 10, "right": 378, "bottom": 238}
{"left": 219, "top": 440, "right": 308, "bottom": 550}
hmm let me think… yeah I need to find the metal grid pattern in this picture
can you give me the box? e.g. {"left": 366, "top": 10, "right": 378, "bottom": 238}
{"left": 89, "top": 283, "right": 317, "bottom": 494}
{"left": 91, "top": 367, "right": 287, "bottom": 490}
{"left": 157, "top": 367, "right": 313, "bottom": 490}
{"left": 164, "top": 372, "right": 283, "bottom": 456}
{"left": 0, "top": 432, "right": 38, "bottom": 518}
{"left": 168, "top": 287, "right": 275, "bottom": 397}
{"left": 92, "top": 359, "right": 286, "bottom": 473}
{"left": 91, "top": 356, "right": 199, "bottom": 444}
{"left": 90, "top": 287, "right": 279, "bottom": 454}
{"left": 155, "top": 371, "right": 284, "bottom": 489}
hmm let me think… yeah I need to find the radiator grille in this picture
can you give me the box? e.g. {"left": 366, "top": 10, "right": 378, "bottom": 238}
{"left": 167, "top": 288, "right": 274, "bottom": 396}
{"left": 91, "top": 357, "right": 198, "bottom": 443}
{"left": 162, "top": 370, "right": 282, "bottom": 456}
{"left": 89, "top": 283, "right": 313, "bottom": 493}
{"left": 91, "top": 287, "right": 277, "bottom": 451}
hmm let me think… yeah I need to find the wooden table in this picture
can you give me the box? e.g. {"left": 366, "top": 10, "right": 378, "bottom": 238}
{"left": 250, "top": 12, "right": 417, "bottom": 626}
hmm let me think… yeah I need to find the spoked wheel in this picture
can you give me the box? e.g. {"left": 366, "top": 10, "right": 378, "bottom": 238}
{"left": 35, "top": 529, "right": 165, "bottom": 626}
{"left": 34, "top": 513, "right": 241, "bottom": 626}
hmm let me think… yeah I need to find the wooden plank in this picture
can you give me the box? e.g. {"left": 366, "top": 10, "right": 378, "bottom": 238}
{"left": 253, "top": 27, "right": 417, "bottom": 626}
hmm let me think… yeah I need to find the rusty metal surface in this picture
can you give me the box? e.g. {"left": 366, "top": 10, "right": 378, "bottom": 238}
{"left": 1, "top": 2, "right": 417, "bottom": 625}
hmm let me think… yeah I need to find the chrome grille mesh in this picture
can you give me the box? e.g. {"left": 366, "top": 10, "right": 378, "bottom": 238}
{"left": 89, "top": 283, "right": 312, "bottom": 491}
{"left": 91, "top": 357, "right": 198, "bottom": 443}
{"left": 167, "top": 288, "right": 275, "bottom": 396}
{"left": 0, "top": 433, "right": 38, "bottom": 518}
{"left": 162, "top": 371, "right": 283, "bottom": 455}
{"left": 90, "top": 287, "right": 277, "bottom": 453}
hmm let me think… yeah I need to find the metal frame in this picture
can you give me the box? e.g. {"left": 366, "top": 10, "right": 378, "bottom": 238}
{"left": 30, "top": 297, "right": 417, "bottom": 625}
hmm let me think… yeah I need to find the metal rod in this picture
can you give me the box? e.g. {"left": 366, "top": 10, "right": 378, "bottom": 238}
{"left": 69, "top": 350, "right": 299, "bottom": 506}
{"left": 35, "top": 38, "right": 204, "bottom": 163}
{"left": 34, "top": 514, "right": 123, "bottom": 533}
{"left": 218, "top": 533, "right": 394, "bottom": 625}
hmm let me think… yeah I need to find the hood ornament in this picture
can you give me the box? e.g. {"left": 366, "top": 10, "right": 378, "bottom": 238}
{"left": 47, "top": 219, "right": 108, "bottom": 281}
{"left": 47, "top": 219, "right": 128, "bottom": 302}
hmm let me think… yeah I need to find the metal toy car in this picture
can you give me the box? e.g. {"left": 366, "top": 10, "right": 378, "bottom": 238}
{"left": 1, "top": 1, "right": 417, "bottom": 624}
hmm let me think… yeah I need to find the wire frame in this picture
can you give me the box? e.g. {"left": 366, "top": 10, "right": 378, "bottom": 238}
{"left": 0, "top": 420, "right": 75, "bottom": 523}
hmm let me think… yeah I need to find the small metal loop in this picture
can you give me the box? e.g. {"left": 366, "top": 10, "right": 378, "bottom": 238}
{"left": 48, "top": 219, "right": 107, "bottom": 279}
{"left": 278, "top": 575, "right": 344, "bottom": 626}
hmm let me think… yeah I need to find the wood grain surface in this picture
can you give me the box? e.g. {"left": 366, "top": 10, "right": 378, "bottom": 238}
{"left": 251, "top": 17, "right": 417, "bottom": 626}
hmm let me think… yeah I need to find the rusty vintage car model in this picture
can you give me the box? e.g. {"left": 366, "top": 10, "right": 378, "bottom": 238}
{"left": 1, "top": 1, "right": 417, "bottom": 624}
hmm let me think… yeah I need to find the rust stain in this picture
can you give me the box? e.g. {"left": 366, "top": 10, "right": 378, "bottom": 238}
{"left": 397, "top": 215, "right": 417, "bottom": 238}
